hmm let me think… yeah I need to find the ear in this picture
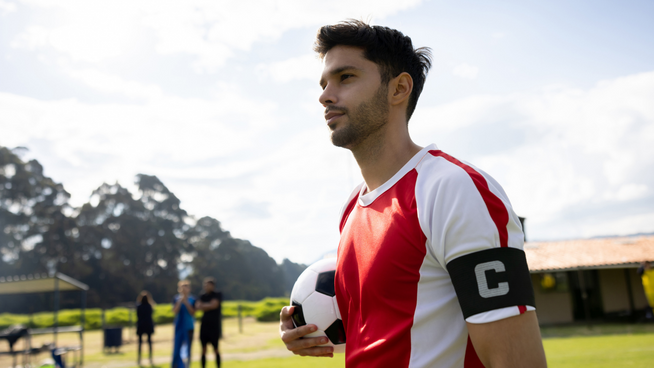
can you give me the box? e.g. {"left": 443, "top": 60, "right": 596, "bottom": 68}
{"left": 389, "top": 72, "right": 413, "bottom": 107}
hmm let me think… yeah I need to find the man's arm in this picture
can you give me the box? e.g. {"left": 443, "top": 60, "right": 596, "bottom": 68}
{"left": 197, "top": 299, "right": 219, "bottom": 312}
{"left": 467, "top": 311, "right": 547, "bottom": 368}
{"left": 279, "top": 306, "right": 334, "bottom": 357}
{"left": 182, "top": 298, "right": 196, "bottom": 315}
{"left": 173, "top": 297, "right": 182, "bottom": 314}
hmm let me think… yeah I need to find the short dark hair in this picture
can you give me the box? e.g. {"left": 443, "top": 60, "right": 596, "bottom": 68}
{"left": 314, "top": 20, "right": 432, "bottom": 121}
{"left": 203, "top": 277, "right": 216, "bottom": 285}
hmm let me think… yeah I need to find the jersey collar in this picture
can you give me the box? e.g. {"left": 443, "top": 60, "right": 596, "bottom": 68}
{"left": 358, "top": 143, "right": 439, "bottom": 206}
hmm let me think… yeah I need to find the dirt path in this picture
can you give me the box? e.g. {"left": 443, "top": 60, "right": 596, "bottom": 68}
{"left": 83, "top": 349, "right": 293, "bottom": 368}
{"left": 1, "top": 317, "right": 292, "bottom": 368}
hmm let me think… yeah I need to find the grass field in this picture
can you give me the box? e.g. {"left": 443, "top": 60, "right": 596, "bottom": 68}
{"left": 1, "top": 319, "right": 652, "bottom": 368}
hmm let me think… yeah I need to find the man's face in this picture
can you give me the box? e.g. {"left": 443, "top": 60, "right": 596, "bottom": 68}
{"left": 179, "top": 283, "right": 190, "bottom": 295}
{"left": 319, "top": 46, "right": 389, "bottom": 149}
{"left": 203, "top": 281, "right": 215, "bottom": 293}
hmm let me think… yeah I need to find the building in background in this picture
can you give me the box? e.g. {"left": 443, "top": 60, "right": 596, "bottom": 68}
{"left": 524, "top": 235, "right": 653, "bottom": 325}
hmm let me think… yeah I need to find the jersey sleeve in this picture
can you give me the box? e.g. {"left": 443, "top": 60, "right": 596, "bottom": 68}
{"left": 416, "top": 152, "right": 532, "bottom": 323}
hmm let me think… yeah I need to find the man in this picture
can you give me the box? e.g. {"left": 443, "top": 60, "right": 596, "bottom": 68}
{"left": 195, "top": 277, "right": 223, "bottom": 368}
{"left": 279, "top": 20, "right": 548, "bottom": 368}
{"left": 172, "top": 280, "right": 196, "bottom": 368}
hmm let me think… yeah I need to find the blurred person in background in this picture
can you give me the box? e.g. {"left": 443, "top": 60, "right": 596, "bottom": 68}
{"left": 638, "top": 261, "right": 654, "bottom": 320}
{"left": 172, "top": 280, "right": 196, "bottom": 368}
{"left": 136, "top": 290, "right": 156, "bottom": 366}
{"left": 195, "top": 277, "right": 223, "bottom": 368}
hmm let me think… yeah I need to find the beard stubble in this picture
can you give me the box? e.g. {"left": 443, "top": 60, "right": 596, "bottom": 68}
{"left": 330, "top": 85, "right": 390, "bottom": 148}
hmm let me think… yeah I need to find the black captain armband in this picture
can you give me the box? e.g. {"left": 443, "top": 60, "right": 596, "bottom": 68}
{"left": 446, "top": 247, "right": 535, "bottom": 319}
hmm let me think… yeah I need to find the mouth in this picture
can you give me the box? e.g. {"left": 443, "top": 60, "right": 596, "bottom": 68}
{"left": 325, "top": 110, "right": 345, "bottom": 126}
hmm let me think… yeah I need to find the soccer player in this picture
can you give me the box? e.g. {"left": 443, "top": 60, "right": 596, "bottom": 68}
{"left": 279, "top": 20, "right": 548, "bottom": 368}
{"left": 172, "top": 280, "right": 196, "bottom": 368}
{"left": 195, "top": 277, "right": 223, "bottom": 368}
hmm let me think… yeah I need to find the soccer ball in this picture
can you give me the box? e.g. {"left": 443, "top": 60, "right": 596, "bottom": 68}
{"left": 290, "top": 257, "right": 346, "bottom": 353}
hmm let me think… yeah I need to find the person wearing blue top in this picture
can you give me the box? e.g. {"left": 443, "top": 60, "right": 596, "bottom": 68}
{"left": 171, "top": 280, "right": 196, "bottom": 368}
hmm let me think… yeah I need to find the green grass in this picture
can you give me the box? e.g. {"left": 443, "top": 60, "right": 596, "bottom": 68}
{"left": 7, "top": 316, "right": 652, "bottom": 368}
{"left": 544, "top": 333, "right": 654, "bottom": 367}
{"left": 538, "top": 323, "right": 654, "bottom": 367}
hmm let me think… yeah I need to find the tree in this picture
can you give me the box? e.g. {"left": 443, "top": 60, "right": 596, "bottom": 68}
{"left": 74, "top": 175, "right": 190, "bottom": 306}
{"left": 0, "top": 146, "right": 75, "bottom": 312}
{"left": 187, "top": 216, "right": 286, "bottom": 300}
{"left": 280, "top": 258, "right": 307, "bottom": 295}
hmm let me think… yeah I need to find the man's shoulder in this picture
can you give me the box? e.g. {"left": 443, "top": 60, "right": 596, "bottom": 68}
{"left": 414, "top": 151, "right": 486, "bottom": 195}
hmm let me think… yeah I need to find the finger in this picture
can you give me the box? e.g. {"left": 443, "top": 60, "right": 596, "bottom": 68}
{"left": 281, "top": 324, "right": 320, "bottom": 343}
{"left": 284, "top": 335, "right": 331, "bottom": 351}
{"left": 280, "top": 306, "right": 294, "bottom": 322}
{"left": 280, "top": 306, "right": 298, "bottom": 334}
{"left": 292, "top": 344, "right": 335, "bottom": 357}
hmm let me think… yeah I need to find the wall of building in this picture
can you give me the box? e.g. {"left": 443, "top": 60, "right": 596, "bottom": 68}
{"left": 598, "top": 268, "right": 649, "bottom": 312}
{"left": 599, "top": 268, "right": 632, "bottom": 312}
{"left": 531, "top": 273, "right": 573, "bottom": 325}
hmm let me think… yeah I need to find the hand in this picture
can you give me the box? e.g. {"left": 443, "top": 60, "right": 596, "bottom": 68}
{"left": 279, "top": 306, "right": 334, "bottom": 357}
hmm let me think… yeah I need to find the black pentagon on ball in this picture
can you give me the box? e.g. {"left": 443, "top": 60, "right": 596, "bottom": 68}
{"left": 291, "top": 301, "right": 306, "bottom": 327}
{"left": 324, "top": 319, "right": 346, "bottom": 344}
{"left": 315, "top": 270, "right": 336, "bottom": 296}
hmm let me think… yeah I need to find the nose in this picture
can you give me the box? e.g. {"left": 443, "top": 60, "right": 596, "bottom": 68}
{"left": 319, "top": 84, "right": 336, "bottom": 107}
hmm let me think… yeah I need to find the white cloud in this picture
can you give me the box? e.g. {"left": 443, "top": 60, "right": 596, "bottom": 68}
{"left": 452, "top": 63, "right": 479, "bottom": 79}
{"left": 615, "top": 184, "right": 648, "bottom": 201}
{"left": 11, "top": 0, "right": 424, "bottom": 70}
{"left": 256, "top": 54, "right": 323, "bottom": 83}
{"left": 412, "top": 70, "right": 654, "bottom": 242}
{"left": 66, "top": 69, "right": 163, "bottom": 100}
{"left": 0, "top": 0, "right": 16, "bottom": 15}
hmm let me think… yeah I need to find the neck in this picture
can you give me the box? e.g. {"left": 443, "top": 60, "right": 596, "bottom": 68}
{"left": 350, "top": 115, "right": 422, "bottom": 192}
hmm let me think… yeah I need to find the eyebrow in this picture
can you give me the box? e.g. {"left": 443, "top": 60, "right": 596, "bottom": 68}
{"left": 319, "top": 65, "right": 362, "bottom": 88}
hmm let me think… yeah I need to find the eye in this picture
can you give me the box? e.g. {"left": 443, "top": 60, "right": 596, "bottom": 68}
{"left": 340, "top": 74, "right": 354, "bottom": 82}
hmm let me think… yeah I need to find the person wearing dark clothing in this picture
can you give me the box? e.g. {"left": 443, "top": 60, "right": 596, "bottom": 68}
{"left": 136, "top": 291, "right": 156, "bottom": 366}
{"left": 195, "top": 277, "right": 222, "bottom": 368}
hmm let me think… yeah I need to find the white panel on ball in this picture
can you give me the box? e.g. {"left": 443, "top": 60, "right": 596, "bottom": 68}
{"left": 290, "top": 268, "right": 318, "bottom": 304}
{"left": 302, "top": 292, "right": 338, "bottom": 331}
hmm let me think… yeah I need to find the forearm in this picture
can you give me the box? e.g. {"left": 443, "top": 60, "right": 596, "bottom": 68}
{"left": 183, "top": 299, "right": 195, "bottom": 315}
{"left": 199, "top": 300, "right": 219, "bottom": 312}
{"left": 467, "top": 311, "right": 547, "bottom": 368}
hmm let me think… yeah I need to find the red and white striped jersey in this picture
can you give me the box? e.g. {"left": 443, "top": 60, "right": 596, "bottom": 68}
{"left": 335, "top": 144, "right": 533, "bottom": 368}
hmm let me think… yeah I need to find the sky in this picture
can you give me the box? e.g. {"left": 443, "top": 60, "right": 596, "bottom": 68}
{"left": 1, "top": 0, "right": 653, "bottom": 264}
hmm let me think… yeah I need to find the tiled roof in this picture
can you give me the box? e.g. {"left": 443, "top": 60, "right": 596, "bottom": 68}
{"left": 524, "top": 235, "right": 654, "bottom": 272}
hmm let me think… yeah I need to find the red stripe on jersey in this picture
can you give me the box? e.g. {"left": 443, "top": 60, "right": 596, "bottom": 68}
{"left": 518, "top": 305, "right": 527, "bottom": 314}
{"left": 335, "top": 170, "right": 427, "bottom": 368}
{"left": 464, "top": 336, "right": 486, "bottom": 367}
{"left": 429, "top": 150, "right": 510, "bottom": 248}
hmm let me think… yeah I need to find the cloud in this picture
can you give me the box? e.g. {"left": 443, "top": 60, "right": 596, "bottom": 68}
{"left": 66, "top": 69, "right": 163, "bottom": 100}
{"left": 452, "top": 63, "right": 479, "bottom": 79}
{"left": 256, "top": 54, "right": 323, "bottom": 83}
{"left": 0, "top": 0, "right": 16, "bottom": 15}
{"left": 10, "top": 0, "right": 424, "bottom": 71}
{"left": 411, "top": 70, "right": 654, "bottom": 242}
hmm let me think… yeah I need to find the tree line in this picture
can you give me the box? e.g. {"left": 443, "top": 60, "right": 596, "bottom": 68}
{"left": 0, "top": 146, "right": 306, "bottom": 313}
